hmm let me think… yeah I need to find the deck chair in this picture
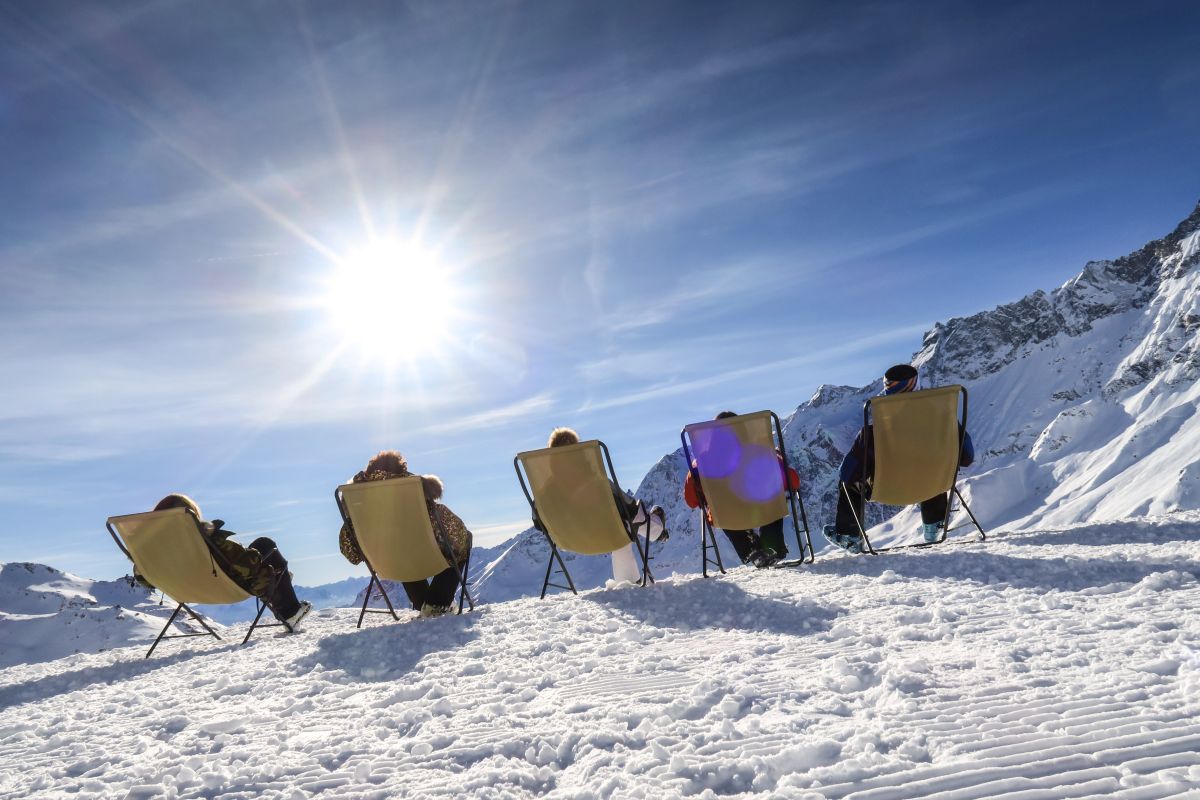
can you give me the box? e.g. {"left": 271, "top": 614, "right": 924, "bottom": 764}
{"left": 514, "top": 440, "right": 652, "bottom": 598}
{"left": 680, "top": 410, "right": 814, "bottom": 576}
{"left": 106, "top": 508, "right": 286, "bottom": 658}
{"left": 843, "top": 384, "right": 986, "bottom": 554}
{"left": 335, "top": 475, "right": 474, "bottom": 627}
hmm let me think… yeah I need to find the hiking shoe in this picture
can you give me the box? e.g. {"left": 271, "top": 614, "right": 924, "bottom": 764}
{"left": 821, "top": 524, "right": 841, "bottom": 548}
{"left": 749, "top": 550, "right": 773, "bottom": 569}
{"left": 650, "top": 506, "right": 669, "bottom": 542}
{"left": 823, "top": 524, "right": 862, "bottom": 554}
{"left": 921, "top": 522, "right": 942, "bottom": 544}
{"left": 284, "top": 601, "right": 312, "bottom": 633}
{"left": 419, "top": 603, "right": 452, "bottom": 618}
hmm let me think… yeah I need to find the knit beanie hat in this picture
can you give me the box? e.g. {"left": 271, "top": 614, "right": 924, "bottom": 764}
{"left": 883, "top": 364, "right": 918, "bottom": 395}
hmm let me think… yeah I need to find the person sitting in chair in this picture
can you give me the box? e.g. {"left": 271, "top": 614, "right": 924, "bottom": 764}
{"left": 137, "top": 493, "right": 312, "bottom": 631}
{"left": 535, "top": 427, "right": 668, "bottom": 583}
{"left": 683, "top": 410, "right": 801, "bottom": 568}
{"left": 338, "top": 450, "right": 472, "bottom": 618}
{"left": 823, "top": 364, "right": 975, "bottom": 553}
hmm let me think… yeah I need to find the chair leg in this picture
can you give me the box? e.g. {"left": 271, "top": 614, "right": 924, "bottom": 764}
{"left": 357, "top": 576, "right": 375, "bottom": 628}
{"left": 242, "top": 599, "right": 270, "bottom": 644}
{"left": 377, "top": 577, "right": 399, "bottom": 619}
{"left": 356, "top": 572, "right": 400, "bottom": 627}
{"left": 787, "top": 491, "right": 816, "bottom": 564}
{"left": 539, "top": 548, "right": 555, "bottom": 599}
{"left": 539, "top": 540, "right": 578, "bottom": 599}
{"left": 146, "top": 604, "right": 184, "bottom": 659}
{"left": 635, "top": 529, "right": 654, "bottom": 587}
{"left": 701, "top": 515, "right": 726, "bottom": 577}
{"left": 182, "top": 603, "right": 223, "bottom": 640}
{"left": 953, "top": 485, "right": 986, "bottom": 540}
{"left": 457, "top": 549, "right": 474, "bottom": 614}
{"left": 841, "top": 482, "right": 877, "bottom": 555}
{"left": 556, "top": 547, "right": 578, "bottom": 594}
{"left": 145, "top": 603, "right": 223, "bottom": 658}
{"left": 711, "top": 520, "right": 726, "bottom": 574}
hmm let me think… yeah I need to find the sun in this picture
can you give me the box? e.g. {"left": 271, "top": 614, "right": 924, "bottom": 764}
{"left": 323, "top": 239, "right": 457, "bottom": 361}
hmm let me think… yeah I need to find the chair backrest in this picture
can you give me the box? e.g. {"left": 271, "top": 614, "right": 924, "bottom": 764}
{"left": 868, "top": 384, "right": 964, "bottom": 506}
{"left": 337, "top": 476, "right": 453, "bottom": 582}
{"left": 516, "top": 440, "right": 632, "bottom": 556}
{"left": 107, "top": 508, "right": 251, "bottom": 605}
{"left": 683, "top": 411, "right": 788, "bottom": 530}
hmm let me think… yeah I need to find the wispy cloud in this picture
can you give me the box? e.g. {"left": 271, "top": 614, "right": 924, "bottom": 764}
{"left": 469, "top": 518, "right": 532, "bottom": 547}
{"left": 576, "top": 322, "right": 931, "bottom": 414}
{"left": 419, "top": 393, "right": 558, "bottom": 437}
{"left": 601, "top": 255, "right": 802, "bottom": 334}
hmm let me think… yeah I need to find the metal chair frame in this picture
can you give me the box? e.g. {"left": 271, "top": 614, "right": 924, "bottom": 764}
{"left": 841, "top": 385, "right": 987, "bottom": 554}
{"left": 106, "top": 514, "right": 286, "bottom": 659}
{"left": 514, "top": 440, "right": 654, "bottom": 599}
{"left": 334, "top": 486, "right": 475, "bottom": 628}
{"left": 680, "top": 410, "right": 814, "bottom": 576}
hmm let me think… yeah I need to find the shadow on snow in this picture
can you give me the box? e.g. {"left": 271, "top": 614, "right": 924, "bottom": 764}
{"left": 295, "top": 612, "right": 482, "bottom": 682}
{"left": 0, "top": 640, "right": 247, "bottom": 712}
{"left": 805, "top": 543, "right": 1200, "bottom": 593}
{"left": 583, "top": 576, "right": 840, "bottom": 637}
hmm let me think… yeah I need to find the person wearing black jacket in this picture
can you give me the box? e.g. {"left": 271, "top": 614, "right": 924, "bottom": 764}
{"left": 824, "top": 364, "right": 975, "bottom": 552}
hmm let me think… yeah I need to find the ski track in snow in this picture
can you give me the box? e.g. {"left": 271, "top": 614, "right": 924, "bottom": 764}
{"left": 2, "top": 519, "right": 1199, "bottom": 799}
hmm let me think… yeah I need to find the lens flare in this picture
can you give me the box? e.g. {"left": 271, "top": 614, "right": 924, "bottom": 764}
{"left": 323, "top": 239, "right": 456, "bottom": 361}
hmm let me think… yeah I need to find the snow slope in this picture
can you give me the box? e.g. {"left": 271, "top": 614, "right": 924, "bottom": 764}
{"left": 1, "top": 518, "right": 1197, "bottom": 798}
{"left": 0, "top": 562, "right": 223, "bottom": 669}
{"left": 471, "top": 201, "right": 1200, "bottom": 602}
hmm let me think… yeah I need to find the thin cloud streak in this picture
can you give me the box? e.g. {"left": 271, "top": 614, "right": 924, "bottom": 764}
{"left": 7, "top": 9, "right": 343, "bottom": 264}
{"left": 418, "top": 393, "right": 558, "bottom": 438}
{"left": 576, "top": 322, "right": 932, "bottom": 414}
{"left": 469, "top": 519, "right": 532, "bottom": 547}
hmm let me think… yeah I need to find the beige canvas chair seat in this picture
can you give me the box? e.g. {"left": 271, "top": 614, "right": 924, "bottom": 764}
{"left": 335, "top": 475, "right": 474, "bottom": 626}
{"left": 514, "top": 439, "right": 652, "bottom": 597}
{"left": 681, "top": 410, "right": 813, "bottom": 575}
{"left": 106, "top": 507, "right": 285, "bottom": 658}
{"left": 844, "top": 384, "right": 986, "bottom": 553}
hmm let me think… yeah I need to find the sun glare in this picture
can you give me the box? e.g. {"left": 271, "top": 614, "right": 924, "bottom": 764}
{"left": 324, "top": 239, "right": 457, "bottom": 361}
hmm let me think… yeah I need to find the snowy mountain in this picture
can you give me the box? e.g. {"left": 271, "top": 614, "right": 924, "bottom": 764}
{"left": 471, "top": 201, "right": 1200, "bottom": 601}
{"left": 0, "top": 562, "right": 224, "bottom": 667}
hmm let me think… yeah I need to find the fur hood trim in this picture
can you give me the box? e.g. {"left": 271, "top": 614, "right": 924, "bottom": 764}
{"left": 421, "top": 474, "right": 444, "bottom": 501}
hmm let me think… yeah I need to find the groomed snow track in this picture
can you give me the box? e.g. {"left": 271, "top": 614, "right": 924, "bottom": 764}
{"left": 1, "top": 517, "right": 1198, "bottom": 798}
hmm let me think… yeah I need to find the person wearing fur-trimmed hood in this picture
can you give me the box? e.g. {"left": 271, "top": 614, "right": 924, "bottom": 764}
{"left": 338, "top": 450, "right": 472, "bottom": 617}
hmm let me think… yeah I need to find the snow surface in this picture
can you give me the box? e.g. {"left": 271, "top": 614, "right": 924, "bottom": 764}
{"left": 0, "top": 563, "right": 222, "bottom": 669}
{"left": 3, "top": 518, "right": 1199, "bottom": 798}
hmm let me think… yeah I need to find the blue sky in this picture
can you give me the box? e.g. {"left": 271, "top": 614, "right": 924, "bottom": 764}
{"left": 1, "top": 0, "right": 1198, "bottom": 585}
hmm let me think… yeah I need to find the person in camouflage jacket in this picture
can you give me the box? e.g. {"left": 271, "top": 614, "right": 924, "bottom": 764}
{"left": 338, "top": 450, "right": 473, "bottom": 615}
{"left": 136, "top": 494, "right": 306, "bottom": 625}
